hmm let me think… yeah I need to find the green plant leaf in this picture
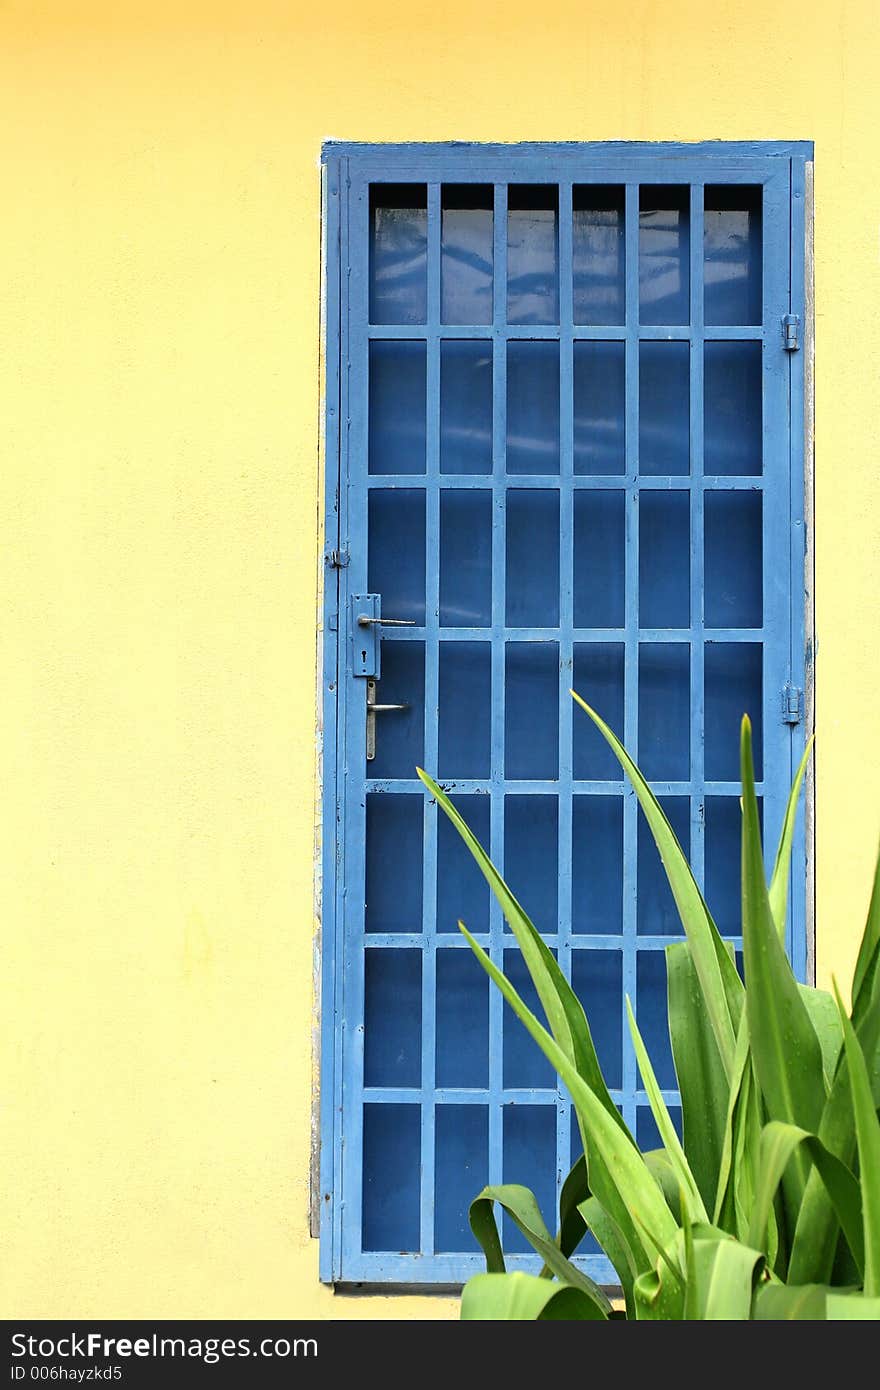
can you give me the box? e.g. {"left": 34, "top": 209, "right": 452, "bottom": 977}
{"left": 458, "top": 922, "right": 678, "bottom": 1271}
{"left": 687, "top": 1229, "right": 764, "bottom": 1320}
{"left": 789, "top": 967, "right": 880, "bottom": 1283}
{"left": 460, "top": 1272, "right": 607, "bottom": 1321}
{"left": 643, "top": 1150, "right": 683, "bottom": 1223}
{"left": 836, "top": 982, "right": 880, "bottom": 1296}
{"left": 767, "top": 736, "right": 814, "bottom": 938}
{"left": 626, "top": 996, "right": 707, "bottom": 1222}
{"left": 747, "top": 1120, "right": 864, "bottom": 1276}
{"left": 799, "top": 986, "right": 843, "bottom": 1089}
{"left": 467, "top": 1184, "right": 613, "bottom": 1314}
{"left": 633, "top": 1256, "right": 686, "bottom": 1320}
{"left": 557, "top": 1153, "right": 588, "bottom": 1258}
{"left": 740, "top": 714, "right": 825, "bottom": 1215}
{"left": 826, "top": 1292, "right": 880, "bottom": 1320}
{"left": 579, "top": 1196, "right": 638, "bottom": 1316}
{"left": 852, "top": 842, "right": 880, "bottom": 1026}
{"left": 468, "top": 1183, "right": 506, "bottom": 1274}
{"left": 753, "top": 1283, "right": 830, "bottom": 1320}
{"left": 712, "top": 1013, "right": 752, "bottom": 1226}
{"left": 570, "top": 693, "right": 740, "bottom": 1078}
{"left": 666, "top": 941, "right": 729, "bottom": 1214}
{"left": 418, "top": 769, "right": 626, "bottom": 1144}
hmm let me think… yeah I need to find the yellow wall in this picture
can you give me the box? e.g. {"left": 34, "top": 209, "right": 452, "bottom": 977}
{"left": 1, "top": 0, "right": 878, "bottom": 1321}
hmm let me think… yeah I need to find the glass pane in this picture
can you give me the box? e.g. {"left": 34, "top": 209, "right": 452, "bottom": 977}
{"left": 507, "top": 185, "right": 559, "bottom": 325}
{"left": 705, "top": 642, "right": 762, "bottom": 781}
{"left": 434, "top": 1106, "right": 489, "bottom": 1252}
{"left": 504, "top": 795, "right": 558, "bottom": 932}
{"left": 437, "top": 794, "right": 491, "bottom": 935}
{"left": 368, "top": 341, "right": 426, "bottom": 475}
{"left": 369, "top": 640, "right": 425, "bottom": 779}
{"left": 441, "top": 184, "right": 493, "bottom": 325}
{"left": 506, "top": 341, "right": 560, "bottom": 474}
{"left": 636, "top": 951, "right": 676, "bottom": 1088}
{"left": 706, "top": 795, "right": 763, "bottom": 937}
{"left": 505, "top": 643, "right": 559, "bottom": 779}
{"left": 639, "top": 185, "right": 689, "bottom": 325}
{"left": 365, "top": 794, "right": 423, "bottom": 933}
{"left": 573, "top": 185, "right": 625, "bottom": 325}
{"left": 639, "top": 342, "right": 690, "bottom": 475}
{"left": 639, "top": 490, "right": 690, "bottom": 629}
{"left": 503, "top": 1106, "right": 557, "bottom": 1252}
{"left": 573, "top": 490, "right": 625, "bottom": 628}
{"left": 440, "top": 340, "right": 493, "bottom": 475}
{"left": 571, "top": 949, "right": 623, "bottom": 1087}
{"left": 362, "top": 1104, "right": 420, "bottom": 1250}
{"left": 506, "top": 489, "right": 560, "bottom": 626}
{"left": 704, "top": 490, "right": 763, "bottom": 628}
{"left": 368, "top": 489, "right": 426, "bottom": 624}
{"left": 438, "top": 642, "right": 491, "bottom": 778}
{"left": 440, "top": 490, "right": 492, "bottom": 627}
{"left": 370, "top": 184, "right": 427, "bottom": 325}
{"left": 503, "top": 951, "right": 556, "bottom": 1088}
{"left": 704, "top": 185, "right": 762, "bottom": 326}
{"left": 364, "top": 949, "right": 421, "bottom": 1087}
{"left": 638, "top": 643, "right": 690, "bottom": 780}
{"left": 704, "top": 342, "right": 762, "bottom": 476}
{"left": 637, "top": 1105, "right": 682, "bottom": 1152}
{"left": 572, "top": 794, "right": 623, "bottom": 934}
{"left": 572, "top": 643, "right": 625, "bottom": 780}
{"left": 435, "top": 950, "right": 489, "bottom": 1087}
{"left": 573, "top": 341, "right": 626, "bottom": 475}
{"left": 638, "top": 796, "right": 690, "bottom": 935}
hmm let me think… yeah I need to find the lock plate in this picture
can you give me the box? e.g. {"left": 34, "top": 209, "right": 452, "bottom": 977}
{"left": 352, "top": 594, "right": 381, "bottom": 678}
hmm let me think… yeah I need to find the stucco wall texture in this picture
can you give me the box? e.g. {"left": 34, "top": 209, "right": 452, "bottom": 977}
{"left": 1, "top": 0, "right": 878, "bottom": 1320}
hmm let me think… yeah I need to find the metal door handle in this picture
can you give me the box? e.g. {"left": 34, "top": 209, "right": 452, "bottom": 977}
{"left": 366, "top": 678, "right": 410, "bottom": 762}
{"left": 357, "top": 614, "right": 416, "bottom": 627}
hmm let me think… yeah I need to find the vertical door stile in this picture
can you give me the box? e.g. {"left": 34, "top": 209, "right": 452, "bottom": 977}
{"left": 689, "top": 181, "right": 706, "bottom": 894}
{"left": 557, "top": 179, "right": 575, "bottom": 1204}
{"left": 788, "top": 154, "right": 809, "bottom": 981}
{"left": 488, "top": 180, "right": 507, "bottom": 1194}
{"left": 622, "top": 181, "right": 640, "bottom": 1140}
{"left": 420, "top": 182, "right": 442, "bottom": 1256}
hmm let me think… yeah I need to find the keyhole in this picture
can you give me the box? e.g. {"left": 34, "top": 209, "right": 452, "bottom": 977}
{"left": 362, "top": 650, "right": 367, "bottom": 664}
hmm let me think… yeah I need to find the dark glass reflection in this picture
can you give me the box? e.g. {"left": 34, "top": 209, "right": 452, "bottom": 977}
{"left": 440, "top": 341, "right": 493, "bottom": 475}
{"left": 573, "top": 186, "right": 625, "bottom": 325}
{"left": 369, "top": 341, "right": 426, "bottom": 475}
{"left": 506, "top": 341, "right": 559, "bottom": 474}
{"left": 441, "top": 185, "right": 493, "bottom": 325}
{"left": 369, "top": 184, "right": 427, "bottom": 325}
{"left": 704, "top": 342, "right": 762, "bottom": 476}
{"left": 639, "top": 342, "right": 690, "bottom": 475}
{"left": 639, "top": 185, "right": 690, "bottom": 325}
{"left": 573, "top": 341, "right": 626, "bottom": 475}
{"left": 507, "top": 185, "right": 559, "bottom": 325}
{"left": 704, "top": 185, "right": 762, "bottom": 326}
{"left": 440, "top": 490, "right": 492, "bottom": 627}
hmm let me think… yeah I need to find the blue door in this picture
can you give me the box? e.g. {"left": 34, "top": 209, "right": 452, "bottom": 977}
{"left": 320, "top": 142, "right": 811, "bottom": 1285}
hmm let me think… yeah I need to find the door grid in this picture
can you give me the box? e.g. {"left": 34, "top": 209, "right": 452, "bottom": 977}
{"left": 320, "top": 142, "right": 811, "bottom": 1285}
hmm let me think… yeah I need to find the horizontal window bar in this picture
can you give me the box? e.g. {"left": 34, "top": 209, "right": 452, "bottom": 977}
{"left": 368, "top": 627, "right": 764, "bottom": 641}
{"left": 366, "top": 473, "right": 765, "bottom": 488}
{"left": 365, "top": 779, "right": 759, "bottom": 794}
{"left": 365, "top": 323, "right": 764, "bottom": 340}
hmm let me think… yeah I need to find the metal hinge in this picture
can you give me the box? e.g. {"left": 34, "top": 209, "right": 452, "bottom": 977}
{"left": 325, "top": 547, "right": 349, "bottom": 569}
{"left": 782, "top": 313, "right": 800, "bottom": 351}
{"left": 782, "top": 683, "right": 803, "bottom": 725}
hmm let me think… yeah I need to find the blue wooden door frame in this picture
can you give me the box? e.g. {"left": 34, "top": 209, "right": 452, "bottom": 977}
{"left": 319, "top": 140, "right": 813, "bottom": 1287}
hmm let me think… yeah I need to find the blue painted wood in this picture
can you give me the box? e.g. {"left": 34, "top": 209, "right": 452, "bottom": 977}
{"left": 321, "top": 142, "right": 810, "bottom": 1287}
